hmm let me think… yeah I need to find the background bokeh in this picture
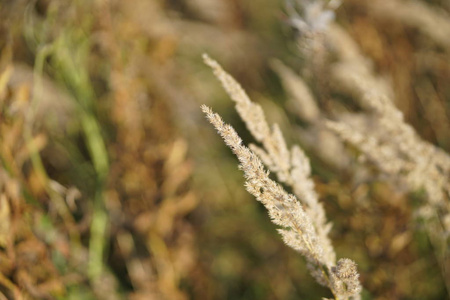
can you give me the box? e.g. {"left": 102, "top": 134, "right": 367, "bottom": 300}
{"left": 0, "top": 0, "right": 449, "bottom": 299}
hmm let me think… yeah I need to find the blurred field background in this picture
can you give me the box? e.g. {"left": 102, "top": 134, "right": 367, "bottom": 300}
{"left": 0, "top": 0, "right": 449, "bottom": 299}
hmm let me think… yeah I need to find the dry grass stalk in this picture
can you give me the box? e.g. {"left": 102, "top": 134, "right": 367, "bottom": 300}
{"left": 287, "top": 7, "right": 450, "bottom": 294}
{"left": 324, "top": 50, "right": 450, "bottom": 294}
{"left": 290, "top": 10, "right": 450, "bottom": 238}
{"left": 270, "top": 59, "right": 320, "bottom": 123}
{"left": 364, "top": 0, "right": 450, "bottom": 50}
{"left": 0, "top": 58, "right": 67, "bottom": 299}
{"left": 326, "top": 61, "right": 450, "bottom": 225}
{"left": 201, "top": 54, "right": 361, "bottom": 299}
{"left": 270, "top": 58, "right": 352, "bottom": 170}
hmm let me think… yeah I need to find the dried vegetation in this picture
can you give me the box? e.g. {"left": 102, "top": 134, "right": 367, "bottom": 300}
{"left": 0, "top": 0, "right": 449, "bottom": 299}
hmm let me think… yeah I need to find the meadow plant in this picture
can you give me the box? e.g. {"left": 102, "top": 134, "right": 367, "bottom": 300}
{"left": 201, "top": 0, "right": 450, "bottom": 297}
{"left": 325, "top": 50, "right": 450, "bottom": 291}
{"left": 283, "top": 0, "right": 450, "bottom": 295}
{"left": 202, "top": 54, "right": 361, "bottom": 300}
{"left": 1, "top": 0, "right": 450, "bottom": 298}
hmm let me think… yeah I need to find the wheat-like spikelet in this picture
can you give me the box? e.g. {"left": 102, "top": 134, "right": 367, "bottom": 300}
{"left": 270, "top": 58, "right": 352, "bottom": 171}
{"left": 324, "top": 76, "right": 450, "bottom": 292}
{"left": 201, "top": 54, "right": 361, "bottom": 299}
{"left": 324, "top": 48, "right": 450, "bottom": 292}
{"left": 321, "top": 8, "right": 450, "bottom": 255}
{"left": 203, "top": 54, "right": 336, "bottom": 268}
{"left": 285, "top": 6, "right": 450, "bottom": 293}
{"left": 292, "top": 9, "right": 450, "bottom": 238}
{"left": 270, "top": 59, "right": 320, "bottom": 123}
{"left": 325, "top": 63, "right": 450, "bottom": 227}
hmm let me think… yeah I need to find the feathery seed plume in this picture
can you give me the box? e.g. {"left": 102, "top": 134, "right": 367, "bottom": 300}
{"left": 201, "top": 54, "right": 361, "bottom": 299}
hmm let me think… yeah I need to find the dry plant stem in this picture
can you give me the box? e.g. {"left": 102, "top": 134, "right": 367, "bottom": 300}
{"left": 325, "top": 69, "right": 450, "bottom": 221}
{"left": 202, "top": 106, "right": 332, "bottom": 291}
{"left": 323, "top": 24, "right": 450, "bottom": 294}
{"left": 203, "top": 53, "right": 336, "bottom": 267}
{"left": 325, "top": 23, "right": 450, "bottom": 228}
{"left": 201, "top": 54, "right": 361, "bottom": 299}
{"left": 202, "top": 105, "right": 361, "bottom": 299}
{"left": 365, "top": 0, "right": 450, "bottom": 50}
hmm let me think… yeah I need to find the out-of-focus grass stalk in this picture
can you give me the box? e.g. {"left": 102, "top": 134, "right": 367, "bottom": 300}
{"left": 0, "top": 60, "right": 15, "bottom": 176}
{"left": 0, "top": 272, "right": 21, "bottom": 299}
{"left": 28, "top": 44, "right": 82, "bottom": 246}
{"left": 51, "top": 32, "right": 110, "bottom": 280}
{"left": 25, "top": 6, "right": 110, "bottom": 281}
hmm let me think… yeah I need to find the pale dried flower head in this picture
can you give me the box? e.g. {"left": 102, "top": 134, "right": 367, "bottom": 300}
{"left": 285, "top": 0, "right": 340, "bottom": 59}
{"left": 330, "top": 259, "right": 362, "bottom": 300}
{"left": 286, "top": 0, "right": 340, "bottom": 34}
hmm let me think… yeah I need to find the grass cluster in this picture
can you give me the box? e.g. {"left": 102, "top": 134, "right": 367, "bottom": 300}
{"left": 0, "top": 0, "right": 449, "bottom": 299}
